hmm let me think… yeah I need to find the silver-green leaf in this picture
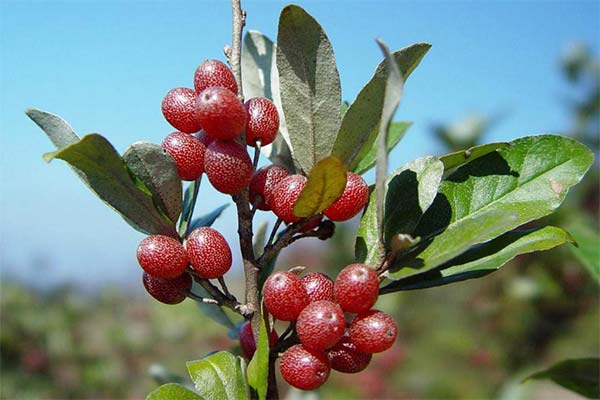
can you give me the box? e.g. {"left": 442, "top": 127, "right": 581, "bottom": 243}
{"left": 187, "top": 351, "right": 249, "bottom": 400}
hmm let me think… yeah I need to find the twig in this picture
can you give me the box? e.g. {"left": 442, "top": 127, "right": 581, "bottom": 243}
{"left": 253, "top": 141, "right": 262, "bottom": 170}
{"left": 218, "top": 276, "right": 234, "bottom": 299}
{"left": 267, "top": 218, "right": 283, "bottom": 247}
{"left": 187, "top": 291, "right": 220, "bottom": 305}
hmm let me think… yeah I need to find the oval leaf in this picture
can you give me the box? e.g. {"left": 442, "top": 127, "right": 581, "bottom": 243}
{"left": 247, "top": 317, "right": 269, "bottom": 400}
{"left": 26, "top": 108, "right": 79, "bottom": 148}
{"left": 353, "top": 121, "right": 412, "bottom": 175}
{"left": 525, "top": 358, "right": 600, "bottom": 399}
{"left": 123, "top": 142, "right": 182, "bottom": 224}
{"left": 187, "top": 351, "right": 248, "bottom": 400}
{"left": 565, "top": 217, "right": 600, "bottom": 283}
{"left": 146, "top": 383, "right": 201, "bottom": 400}
{"left": 187, "top": 204, "right": 229, "bottom": 235}
{"left": 439, "top": 142, "right": 511, "bottom": 171}
{"left": 293, "top": 156, "right": 347, "bottom": 218}
{"left": 277, "top": 5, "right": 341, "bottom": 174}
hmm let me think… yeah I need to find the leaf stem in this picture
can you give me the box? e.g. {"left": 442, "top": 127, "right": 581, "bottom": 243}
{"left": 267, "top": 218, "right": 283, "bottom": 247}
{"left": 253, "top": 141, "right": 262, "bottom": 170}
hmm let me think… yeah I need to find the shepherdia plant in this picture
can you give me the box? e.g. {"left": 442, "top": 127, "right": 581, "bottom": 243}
{"left": 26, "top": 1, "right": 594, "bottom": 399}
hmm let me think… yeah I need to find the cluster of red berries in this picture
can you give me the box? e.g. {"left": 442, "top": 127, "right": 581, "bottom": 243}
{"left": 260, "top": 264, "right": 398, "bottom": 391}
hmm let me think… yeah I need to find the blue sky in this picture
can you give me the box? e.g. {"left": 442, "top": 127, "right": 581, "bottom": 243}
{"left": 1, "top": 0, "right": 598, "bottom": 288}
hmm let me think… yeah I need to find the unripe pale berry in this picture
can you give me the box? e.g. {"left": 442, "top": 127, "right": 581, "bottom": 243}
{"left": 327, "top": 333, "right": 372, "bottom": 373}
{"left": 162, "top": 132, "right": 206, "bottom": 181}
{"left": 323, "top": 172, "right": 369, "bottom": 221}
{"left": 349, "top": 310, "right": 398, "bottom": 353}
{"left": 244, "top": 97, "right": 280, "bottom": 146}
{"left": 296, "top": 300, "right": 345, "bottom": 350}
{"left": 249, "top": 165, "right": 289, "bottom": 211}
{"left": 142, "top": 271, "right": 192, "bottom": 305}
{"left": 262, "top": 271, "right": 309, "bottom": 321}
{"left": 137, "top": 235, "right": 188, "bottom": 279}
{"left": 196, "top": 87, "right": 246, "bottom": 140}
{"left": 205, "top": 140, "right": 253, "bottom": 194}
{"left": 186, "top": 227, "right": 232, "bottom": 279}
{"left": 270, "top": 174, "right": 307, "bottom": 224}
{"left": 280, "top": 344, "right": 330, "bottom": 391}
{"left": 161, "top": 87, "right": 202, "bottom": 134}
{"left": 194, "top": 59, "right": 238, "bottom": 95}
{"left": 334, "top": 263, "right": 379, "bottom": 314}
{"left": 300, "top": 272, "right": 334, "bottom": 303}
{"left": 239, "top": 321, "right": 278, "bottom": 359}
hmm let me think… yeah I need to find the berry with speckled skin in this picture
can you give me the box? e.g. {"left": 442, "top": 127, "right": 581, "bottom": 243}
{"left": 161, "top": 87, "right": 203, "bottom": 134}
{"left": 297, "top": 300, "right": 345, "bottom": 350}
{"left": 244, "top": 97, "right": 280, "bottom": 146}
{"left": 142, "top": 271, "right": 192, "bottom": 305}
{"left": 196, "top": 87, "right": 246, "bottom": 140}
{"left": 327, "top": 333, "right": 372, "bottom": 373}
{"left": 280, "top": 344, "right": 330, "bottom": 390}
{"left": 204, "top": 140, "right": 252, "bottom": 194}
{"left": 249, "top": 165, "right": 289, "bottom": 211}
{"left": 349, "top": 310, "right": 398, "bottom": 353}
{"left": 263, "top": 271, "right": 309, "bottom": 321}
{"left": 270, "top": 174, "right": 307, "bottom": 224}
{"left": 136, "top": 235, "right": 188, "bottom": 279}
{"left": 300, "top": 272, "right": 334, "bottom": 303}
{"left": 334, "top": 263, "right": 379, "bottom": 314}
{"left": 194, "top": 59, "right": 238, "bottom": 95}
{"left": 186, "top": 227, "right": 232, "bottom": 279}
{"left": 323, "top": 172, "right": 369, "bottom": 221}
{"left": 162, "top": 132, "right": 205, "bottom": 181}
{"left": 239, "top": 321, "right": 278, "bottom": 359}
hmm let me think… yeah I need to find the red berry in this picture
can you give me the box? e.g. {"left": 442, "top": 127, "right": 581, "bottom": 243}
{"left": 161, "top": 87, "right": 202, "bottom": 134}
{"left": 142, "top": 271, "right": 192, "bottom": 305}
{"left": 300, "top": 272, "right": 334, "bottom": 303}
{"left": 327, "top": 333, "right": 372, "bottom": 373}
{"left": 194, "top": 59, "right": 238, "bottom": 95}
{"left": 280, "top": 345, "right": 330, "bottom": 391}
{"left": 334, "top": 263, "right": 379, "bottom": 314}
{"left": 186, "top": 227, "right": 232, "bottom": 279}
{"left": 196, "top": 87, "right": 246, "bottom": 140}
{"left": 249, "top": 165, "right": 289, "bottom": 211}
{"left": 297, "top": 300, "right": 345, "bottom": 350}
{"left": 263, "top": 271, "right": 309, "bottom": 321}
{"left": 323, "top": 172, "right": 369, "bottom": 221}
{"left": 271, "top": 174, "right": 307, "bottom": 224}
{"left": 162, "top": 132, "right": 206, "bottom": 181}
{"left": 204, "top": 140, "right": 253, "bottom": 194}
{"left": 349, "top": 310, "right": 398, "bottom": 353}
{"left": 239, "top": 321, "right": 278, "bottom": 360}
{"left": 137, "top": 235, "right": 188, "bottom": 279}
{"left": 244, "top": 97, "right": 280, "bottom": 146}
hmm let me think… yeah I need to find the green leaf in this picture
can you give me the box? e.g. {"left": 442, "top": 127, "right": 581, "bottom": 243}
{"left": 293, "top": 156, "right": 347, "bottom": 218}
{"left": 390, "top": 135, "right": 594, "bottom": 280}
{"left": 332, "top": 43, "right": 431, "bottom": 171}
{"left": 525, "top": 358, "right": 600, "bottom": 398}
{"left": 565, "top": 219, "right": 600, "bottom": 282}
{"left": 253, "top": 222, "right": 268, "bottom": 257}
{"left": 123, "top": 142, "right": 182, "bottom": 224}
{"left": 247, "top": 318, "right": 269, "bottom": 400}
{"left": 277, "top": 5, "right": 341, "bottom": 174}
{"left": 187, "top": 351, "right": 249, "bottom": 400}
{"left": 382, "top": 226, "right": 575, "bottom": 292}
{"left": 356, "top": 156, "right": 444, "bottom": 266}
{"left": 179, "top": 178, "right": 202, "bottom": 237}
{"left": 192, "top": 282, "right": 235, "bottom": 330}
{"left": 187, "top": 204, "right": 229, "bottom": 235}
{"left": 146, "top": 383, "right": 202, "bottom": 400}
{"left": 353, "top": 121, "right": 412, "bottom": 175}
{"left": 26, "top": 108, "right": 79, "bottom": 148}
{"left": 439, "top": 142, "right": 511, "bottom": 171}
{"left": 43, "top": 134, "right": 177, "bottom": 237}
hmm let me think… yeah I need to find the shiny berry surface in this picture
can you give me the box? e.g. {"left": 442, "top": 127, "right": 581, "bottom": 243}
{"left": 204, "top": 140, "right": 253, "bottom": 194}
{"left": 263, "top": 271, "right": 309, "bottom": 321}
{"left": 296, "top": 300, "right": 346, "bottom": 350}
{"left": 136, "top": 235, "right": 188, "bottom": 279}
{"left": 270, "top": 174, "right": 307, "bottom": 224}
{"left": 244, "top": 97, "right": 280, "bottom": 146}
{"left": 327, "top": 333, "right": 372, "bottom": 373}
{"left": 300, "top": 272, "right": 334, "bottom": 303}
{"left": 186, "top": 227, "right": 232, "bottom": 279}
{"left": 161, "top": 87, "right": 202, "bottom": 134}
{"left": 280, "top": 345, "right": 330, "bottom": 391}
{"left": 142, "top": 271, "right": 192, "bottom": 305}
{"left": 323, "top": 172, "right": 369, "bottom": 221}
{"left": 193, "top": 59, "right": 238, "bottom": 95}
{"left": 249, "top": 165, "right": 289, "bottom": 211}
{"left": 349, "top": 310, "right": 398, "bottom": 353}
{"left": 334, "top": 263, "right": 379, "bottom": 314}
{"left": 162, "top": 132, "right": 205, "bottom": 181}
{"left": 239, "top": 321, "right": 278, "bottom": 360}
{"left": 196, "top": 87, "right": 246, "bottom": 140}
